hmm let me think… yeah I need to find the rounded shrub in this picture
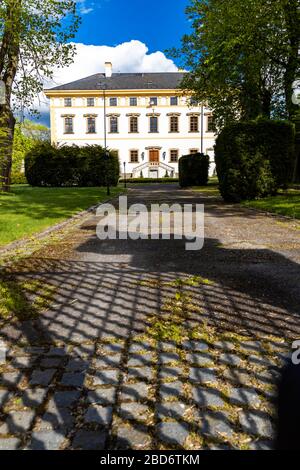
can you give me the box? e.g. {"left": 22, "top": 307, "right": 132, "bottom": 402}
{"left": 215, "top": 120, "right": 295, "bottom": 202}
{"left": 179, "top": 153, "right": 210, "bottom": 188}
{"left": 25, "top": 142, "right": 120, "bottom": 187}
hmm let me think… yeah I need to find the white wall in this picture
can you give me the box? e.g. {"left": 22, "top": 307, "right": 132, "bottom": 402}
{"left": 51, "top": 95, "right": 217, "bottom": 177}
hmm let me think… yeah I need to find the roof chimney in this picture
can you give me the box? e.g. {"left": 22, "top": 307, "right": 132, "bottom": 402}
{"left": 105, "top": 62, "right": 112, "bottom": 78}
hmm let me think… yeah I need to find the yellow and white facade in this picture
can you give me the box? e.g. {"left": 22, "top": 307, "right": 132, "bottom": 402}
{"left": 45, "top": 63, "right": 217, "bottom": 178}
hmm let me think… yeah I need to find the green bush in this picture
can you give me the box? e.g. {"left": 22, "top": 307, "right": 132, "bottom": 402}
{"left": 25, "top": 143, "right": 120, "bottom": 187}
{"left": 179, "top": 153, "right": 210, "bottom": 188}
{"left": 215, "top": 120, "right": 295, "bottom": 202}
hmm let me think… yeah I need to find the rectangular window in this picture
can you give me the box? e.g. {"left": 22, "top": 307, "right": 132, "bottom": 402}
{"left": 190, "top": 115, "right": 199, "bottom": 132}
{"left": 170, "top": 116, "right": 179, "bottom": 133}
{"left": 130, "top": 150, "right": 139, "bottom": 163}
{"left": 150, "top": 116, "right": 158, "bottom": 133}
{"left": 130, "top": 97, "right": 137, "bottom": 106}
{"left": 64, "top": 98, "right": 72, "bottom": 107}
{"left": 170, "top": 96, "right": 178, "bottom": 106}
{"left": 190, "top": 97, "right": 198, "bottom": 106}
{"left": 129, "top": 116, "right": 138, "bottom": 133}
{"left": 170, "top": 150, "right": 179, "bottom": 163}
{"left": 149, "top": 97, "right": 158, "bottom": 106}
{"left": 207, "top": 115, "right": 215, "bottom": 132}
{"left": 64, "top": 117, "right": 73, "bottom": 134}
{"left": 110, "top": 116, "right": 118, "bottom": 133}
{"left": 87, "top": 98, "right": 95, "bottom": 107}
{"left": 87, "top": 117, "right": 96, "bottom": 134}
{"left": 109, "top": 97, "right": 118, "bottom": 106}
{"left": 190, "top": 149, "right": 199, "bottom": 155}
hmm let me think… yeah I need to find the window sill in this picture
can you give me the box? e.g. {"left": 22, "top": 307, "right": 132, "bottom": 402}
{"left": 64, "top": 132, "right": 74, "bottom": 135}
{"left": 149, "top": 131, "right": 159, "bottom": 134}
{"left": 108, "top": 132, "right": 119, "bottom": 134}
{"left": 169, "top": 131, "right": 180, "bottom": 134}
{"left": 189, "top": 131, "right": 200, "bottom": 133}
{"left": 86, "top": 132, "right": 96, "bottom": 135}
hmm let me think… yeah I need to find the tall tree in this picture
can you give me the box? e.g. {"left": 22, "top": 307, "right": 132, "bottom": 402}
{"left": 171, "top": 0, "right": 300, "bottom": 129}
{"left": 0, "top": 0, "right": 80, "bottom": 192}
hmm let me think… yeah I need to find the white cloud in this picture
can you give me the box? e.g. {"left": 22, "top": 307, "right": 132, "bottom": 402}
{"left": 36, "top": 40, "right": 178, "bottom": 117}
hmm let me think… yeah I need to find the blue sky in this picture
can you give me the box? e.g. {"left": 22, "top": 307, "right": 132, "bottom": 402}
{"left": 75, "top": 0, "right": 190, "bottom": 56}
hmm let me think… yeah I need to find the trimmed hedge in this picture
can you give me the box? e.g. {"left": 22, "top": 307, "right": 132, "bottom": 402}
{"left": 179, "top": 153, "right": 210, "bottom": 188}
{"left": 25, "top": 143, "right": 120, "bottom": 187}
{"left": 215, "top": 120, "right": 295, "bottom": 202}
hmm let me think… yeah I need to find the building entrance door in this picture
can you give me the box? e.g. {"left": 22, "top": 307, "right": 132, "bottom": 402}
{"left": 149, "top": 149, "right": 159, "bottom": 163}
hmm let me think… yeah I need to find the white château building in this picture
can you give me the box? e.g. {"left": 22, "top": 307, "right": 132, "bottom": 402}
{"left": 45, "top": 62, "right": 217, "bottom": 179}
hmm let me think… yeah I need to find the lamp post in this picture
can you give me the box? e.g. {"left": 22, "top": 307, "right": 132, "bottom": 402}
{"left": 123, "top": 161, "right": 127, "bottom": 188}
{"left": 200, "top": 103, "right": 204, "bottom": 154}
{"left": 99, "top": 81, "right": 110, "bottom": 196}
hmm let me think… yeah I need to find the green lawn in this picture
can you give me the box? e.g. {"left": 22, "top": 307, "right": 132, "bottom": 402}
{"left": 242, "top": 189, "right": 300, "bottom": 219}
{"left": 192, "top": 177, "right": 221, "bottom": 196}
{"left": 0, "top": 185, "right": 125, "bottom": 247}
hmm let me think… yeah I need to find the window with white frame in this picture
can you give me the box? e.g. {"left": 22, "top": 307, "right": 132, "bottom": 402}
{"left": 130, "top": 97, "right": 137, "bottom": 106}
{"left": 64, "top": 116, "right": 74, "bottom": 134}
{"left": 189, "top": 115, "right": 199, "bottom": 132}
{"left": 109, "top": 97, "right": 118, "bottom": 106}
{"left": 129, "top": 116, "right": 138, "bottom": 133}
{"left": 170, "top": 96, "right": 178, "bottom": 106}
{"left": 86, "top": 116, "right": 96, "bottom": 134}
{"left": 149, "top": 116, "right": 158, "bottom": 133}
{"left": 170, "top": 149, "right": 179, "bottom": 163}
{"left": 149, "top": 97, "right": 158, "bottom": 106}
{"left": 87, "top": 97, "right": 95, "bottom": 107}
{"left": 109, "top": 116, "right": 118, "bottom": 133}
{"left": 207, "top": 115, "right": 215, "bottom": 132}
{"left": 130, "top": 150, "right": 139, "bottom": 163}
{"left": 64, "top": 98, "right": 72, "bottom": 107}
{"left": 169, "top": 116, "right": 179, "bottom": 133}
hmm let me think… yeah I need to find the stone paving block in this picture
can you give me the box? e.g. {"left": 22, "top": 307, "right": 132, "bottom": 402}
{"left": 248, "top": 440, "right": 273, "bottom": 450}
{"left": 159, "top": 366, "right": 184, "bottom": 381}
{"left": 0, "top": 438, "right": 21, "bottom": 450}
{"left": 87, "top": 388, "right": 116, "bottom": 405}
{"left": 46, "top": 347, "right": 67, "bottom": 357}
{"left": 11, "top": 356, "right": 35, "bottom": 369}
{"left": 127, "top": 354, "right": 153, "bottom": 367}
{"left": 247, "top": 355, "right": 275, "bottom": 368}
{"left": 187, "top": 353, "right": 214, "bottom": 367}
{"left": 159, "top": 352, "right": 181, "bottom": 365}
{"left": 121, "top": 382, "right": 149, "bottom": 401}
{"left": 130, "top": 342, "right": 153, "bottom": 354}
{"left": 116, "top": 425, "right": 151, "bottom": 450}
{"left": 197, "top": 411, "right": 234, "bottom": 439}
{"left": 223, "top": 369, "right": 252, "bottom": 386}
{"left": 183, "top": 340, "right": 209, "bottom": 352}
{"left": 0, "top": 389, "right": 11, "bottom": 407}
{"left": 219, "top": 353, "right": 242, "bottom": 367}
{"left": 255, "top": 369, "right": 279, "bottom": 386}
{"left": 84, "top": 405, "right": 113, "bottom": 426}
{"left": 93, "top": 370, "right": 119, "bottom": 386}
{"left": 239, "top": 411, "right": 274, "bottom": 438}
{"left": 93, "top": 355, "right": 121, "bottom": 369}
{"left": 101, "top": 343, "right": 124, "bottom": 354}
{"left": 192, "top": 387, "right": 225, "bottom": 408}
{"left": 30, "top": 369, "right": 56, "bottom": 387}
{"left": 40, "top": 357, "right": 63, "bottom": 368}
{"left": 119, "top": 403, "right": 150, "bottom": 422}
{"left": 60, "top": 372, "right": 85, "bottom": 388}
{"left": 229, "top": 388, "right": 261, "bottom": 407}
{"left": 72, "top": 344, "right": 95, "bottom": 358}
{"left": 39, "top": 408, "right": 75, "bottom": 431}
{"left": 189, "top": 368, "right": 218, "bottom": 384}
{"left": 65, "top": 359, "right": 90, "bottom": 372}
{"left": 160, "top": 381, "right": 183, "bottom": 401}
{"left": 22, "top": 388, "right": 47, "bottom": 408}
{"left": 73, "top": 430, "right": 107, "bottom": 450}
{"left": 156, "top": 402, "right": 188, "bottom": 420}
{"left": 0, "top": 410, "right": 35, "bottom": 434}
{"left": 158, "top": 341, "right": 178, "bottom": 352}
{"left": 214, "top": 341, "right": 236, "bottom": 351}
{"left": 29, "top": 431, "right": 66, "bottom": 450}
{"left": 239, "top": 341, "right": 263, "bottom": 355}
{"left": 126, "top": 367, "right": 153, "bottom": 381}
{"left": 157, "top": 422, "right": 190, "bottom": 446}
{"left": 48, "top": 391, "right": 80, "bottom": 409}
{"left": 0, "top": 372, "right": 24, "bottom": 387}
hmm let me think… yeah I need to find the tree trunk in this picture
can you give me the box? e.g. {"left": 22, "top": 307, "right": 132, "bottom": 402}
{"left": 0, "top": 104, "right": 16, "bottom": 192}
{"left": 283, "top": 0, "right": 299, "bottom": 121}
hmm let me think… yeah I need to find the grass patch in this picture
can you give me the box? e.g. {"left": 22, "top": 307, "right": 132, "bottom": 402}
{"left": 0, "top": 184, "right": 125, "bottom": 247}
{"left": 192, "top": 177, "right": 220, "bottom": 196}
{"left": 0, "top": 277, "right": 56, "bottom": 320}
{"left": 241, "top": 188, "right": 300, "bottom": 219}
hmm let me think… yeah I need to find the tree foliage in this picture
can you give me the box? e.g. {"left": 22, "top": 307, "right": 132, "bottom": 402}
{"left": 0, "top": 0, "right": 80, "bottom": 191}
{"left": 171, "top": 0, "right": 300, "bottom": 129}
